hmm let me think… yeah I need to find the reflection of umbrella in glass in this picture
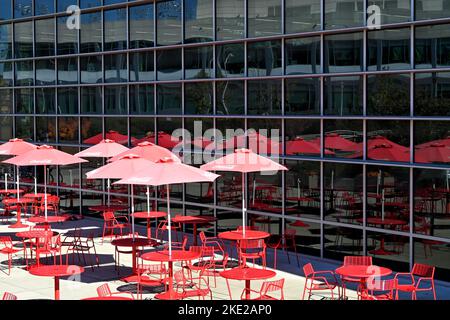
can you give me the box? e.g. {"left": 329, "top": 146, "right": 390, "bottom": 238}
{"left": 311, "top": 133, "right": 358, "bottom": 152}
{"left": 201, "top": 148, "right": 287, "bottom": 235}
{"left": 415, "top": 143, "right": 450, "bottom": 164}
{"left": 108, "top": 141, "right": 180, "bottom": 163}
{"left": 133, "top": 132, "right": 180, "bottom": 150}
{"left": 286, "top": 137, "right": 335, "bottom": 155}
{"left": 207, "top": 131, "right": 281, "bottom": 155}
{"left": 349, "top": 143, "right": 410, "bottom": 162}
{"left": 4, "top": 145, "right": 87, "bottom": 220}
{"left": 416, "top": 136, "right": 450, "bottom": 148}
{"left": 83, "top": 130, "right": 137, "bottom": 145}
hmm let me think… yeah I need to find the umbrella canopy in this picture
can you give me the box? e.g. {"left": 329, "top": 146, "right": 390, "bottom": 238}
{"left": 0, "top": 138, "right": 36, "bottom": 156}
{"left": 207, "top": 132, "right": 281, "bottom": 154}
{"left": 286, "top": 138, "right": 335, "bottom": 156}
{"left": 416, "top": 136, "right": 450, "bottom": 149}
{"left": 108, "top": 141, "right": 180, "bottom": 163}
{"left": 86, "top": 154, "right": 153, "bottom": 180}
{"left": 75, "top": 139, "right": 129, "bottom": 158}
{"left": 348, "top": 142, "right": 410, "bottom": 162}
{"left": 132, "top": 132, "right": 180, "bottom": 149}
{"left": 311, "top": 133, "right": 359, "bottom": 152}
{"left": 83, "top": 130, "right": 137, "bottom": 145}
{"left": 415, "top": 143, "right": 450, "bottom": 164}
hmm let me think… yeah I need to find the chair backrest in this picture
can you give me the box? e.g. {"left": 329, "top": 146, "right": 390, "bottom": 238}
{"left": 103, "top": 211, "right": 116, "bottom": 221}
{"left": 2, "top": 292, "right": 17, "bottom": 300}
{"left": 344, "top": 255, "right": 372, "bottom": 266}
{"left": 32, "top": 224, "right": 52, "bottom": 231}
{"left": 0, "top": 236, "right": 13, "bottom": 249}
{"left": 239, "top": 239, "right": 265, "bottom": 250}
{"left": 199, "top": 231, "right": 206, "bottom": 243}
{"left": 96, "top": 284, "right": 112, "bottom": 297}
{"left": 368, "top": 278, "right": 397, "bottom": 292}
{"left": 260, "top": 278, "right": 285, "bottom": 300}
{"left": 303, "top": 263, "right": 314, "bottom": 278}
{"left": 412, "top": 263, "right": 435, "bottom": 278}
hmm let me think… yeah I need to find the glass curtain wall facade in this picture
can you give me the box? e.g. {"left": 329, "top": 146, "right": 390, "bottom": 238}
{"left": 0, "top": 0, "right": 450, "bottom": 280}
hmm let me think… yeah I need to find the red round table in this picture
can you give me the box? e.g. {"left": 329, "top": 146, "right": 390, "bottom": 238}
{"left": 362, "top": 217, "right": 408, "bottom": 255}
{"left": 0, "top": 189, "right": 24, "bottom": 195}
{"left": 111, "top": 237, "right": 159, "bottom": 281}
{"left": 172, "top": 215, "right": 217, "bottom": 246}
{"left": 3, "top": 198, "right": 33, "bottom": 228}
{"left": 335, "top": 265, "right": 392, "bottom": 296}
{"left": 82, "top": 296, "right": 133, "bottom": 300}
{"left": 16, "top": 230, "right": 58, "bottom": 267}
{"left": 220, "top": 267, "right": 276, "bottom": 300}
{"left": 218, "top": 230, "right": 270, "bottom": 241}
{"left": 29, "top": 265, "right": 84, "bottom": 300}
{"left": 141, "top": 250, "right": 201, "bottom": 300}
{"left": 23, "top": 193, "right": 48, "bottom": 216}
{"left": 132, "top": 211, "right": 167, "bottom": 239}
{"left": 28, "top": 216, "right": 68, "bottom": 224}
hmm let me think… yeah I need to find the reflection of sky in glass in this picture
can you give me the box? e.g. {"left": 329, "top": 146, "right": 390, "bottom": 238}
{"left": 35, "top": 0, "right": 55, "bottom": 15}
{"left": 57, "top": 0, "right": 78, "bottom": 12}
{"left": 80, "top": 0, "right": 102, "bottom": 9}
{"left": 14, "top": 0, "right": 32, "bottom": 18}
{"left": 130, "top": 4, "right": 154, "bottom": 20}
{"left": 157, "top": 0, "right": 181, "bottom": 19}
{"left": 0, "top": 0, "right": 12, "bottom": 20}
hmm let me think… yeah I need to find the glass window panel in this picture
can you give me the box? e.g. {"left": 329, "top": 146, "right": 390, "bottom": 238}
{"left": 414, "top": 239, "right": 450, "bottom": 282}
{"left": 104, "top": 85, "right": 127, "bottom": 115}
{"left": 0, "top": 1, "right": 12, "bottom": 20}
{"left": 285, "top": 77, "right": 320, "bottom": 115}
{"left": 36, "top": 116, "right": 56, "bottom": 143}
{"left": 216, "top": 80, "right": 244, "bottom": 115}
{"left": 285, "top": 0, "right": 321, "bottom": 33}
{"left": 368, "top": 28, "right": 410, "bottom": 71}
{"left": 129, "top": 4, "right": 154, "bottom": 49}
{"left": 324, "top": 225, "right": 363, "bottom": 259}
{"left": 57, "top": 0, "right": 77, "bottom": 12}
{"left": 247, "top": 40, "right": 282, "bottom": 77}
{"left": 247, "top": 119, "right": 282, "bottom": 156}
{"left": 57, "top": 87, "right": 78, "bottom": 114}
{"left": 104, "top": 8, "right": 127, "bottom": 51}
{"left": 184, "top": 0, "right": 213, "bottom": 43}
{"left": 285, "top": 119, "right": 321, "bottom": 157}
{"left": 15, "top": 88, "right": 33, "bottom": 113}
{"left": 284, "top": 219, "right": 321, "bottom": 256}
{"left": 36, "top": 87, "right": 55, "bottom": 114}
{"left": 14, "top": 21, "right": 33, "bottom": 58}
{"left": 325, "top": 32, "right": 363, "bottom": 73}
{"left": 285, "top": 160, "right": 321, "bottom": 219}
{"left": 14, "top": 0, "right": 32, "bottom": 18}
{"left": 324, "top": 120, "right": 363, "bottom": 159}
{"left": 248, "top": 0, "right": 282, "bottom": 38}
{"left": 57, "top": 57, "right": 78, "bottom": 85}
{"left": 80, "top": 55, "right": 102, "bottom": 84}
{"left": 415, "top": 0, "right": 450, "bottom": 20}
{"left": 216, "top": 43, "right": 245, "bottom": 78}
{"left": 80, "top": 12, "right": 102, "bottom": 53}
{"left": 35, "top": 18, "right": 55, "bottom": 57}
{"left": 216, "top": 208, "right": 243, "bottom": 228}
{"left": 157, "top": 83, "right": 182, "bottom": 115}
{"left": 215, "top": 118, "right": 245, "bottom": 156}
{"left": 129, "top": 117, "right": 155, "bottom": 141}
{"left": 36, "top": 59, "right": 55, "bottom": 85}
{"left": 368, "top": 0, "right": 411, "bottom": 24}
{"left": 81, "top": 87, "right": 102, "bottom": 114}
{"left": 0, "top": 24, "right": 12, "bottom": 60}
{"left": 367, "top": 74, "right": 410, "bottom": 116}
{"left": 248, "top": 170, "right": 282, "bottom": 214}
{"left": 185, "top": 82, "right": 213, "bottom": 115}
{"left": 414, "top": 121, "right": 450, "bottom": 165}
{"left": 57, "top": 16, "right": 78, "bottom": 55}
{"left": 157, "top": 0, "right": 182, "bottom": 46}
{"left": 0, "top": 62, "right": 13, "bottom": 86}
{"left": 81, "top": 117, "right": 102, "bottom": 144}
{"left": 285, "top": 37, "right": 321, "bottom": 75}
{"left": 15, "top": 116, "right": 33, "bottom": 140}
{"left": 184, "top": 46, "right": 213, "bottom": 79}
{"left": 104, "top": 54, "right": 127, "bottom": 83}
{"left": 324, "top": 76, "right": 363, "bottom": 115}
{"left": 157, "top": 48, "right": 182, "bottom": 80}
{"left": 367, "top": 232, "right": 410, "bottom": 270}
{"left": 130, "top": 51, "right": 154, "bottom": 82}
{"left": 415, "top": 72, "right": 450, "bottom": 116}
{"left": 367, "top": 120, "right": 411, "bottom": 162}
{"left": 80, "top": 0, "right": 101, "bottom": 8}
{"left": 247, "top": 80, "right": 282, "bottom": 115}
{"left": 325, "top": 0, "right": 364, "bottom": 29}
{"left": 415, "top": 23, "right": 450, "bottom": 69}
{"left": 0, "top": 89, "right": 13, "bottom": 113}
{"left": 0, "top": 116, "right": 13, "bottom": 141}
{"left": 183, "top": 117, "right": 213, "bottom": 155}
{"left": 105, "top": 117, "right": 128, "bottom": 143}
{"left": 216, "top": 0, "right": 244, "bottom": 41}
{"left": 130, "top": 84, "right": 154, "bottom": 115}
{"left": 156, "top": 117, "right": 182, "bottom": 151}
{"left": 15, "top": 60, "right": 33, "bottom": 86}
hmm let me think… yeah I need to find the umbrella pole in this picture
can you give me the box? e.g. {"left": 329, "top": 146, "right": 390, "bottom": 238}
{"left": 146, "top": 186, "right": 150, "bottom": 214}
{"left": 44, "top": 165, "right": 47, "bottom": 219}
{"left": 107, "top": 178, "right": 111, "bottom": 206}
{"left": 131, "top": 184, "right": 135, "bottom": 240}
{"left": 167, "top": 184, "right": 172, "bottom": 257}
{"left": 242, "top": 172, "right": 246, "bottom": 236}
{"left": 16, "top": 170, "right": 20, "bottom": 202}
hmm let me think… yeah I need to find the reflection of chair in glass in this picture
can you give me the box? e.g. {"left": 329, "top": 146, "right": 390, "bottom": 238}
{"left": 240, "top": 278, "right": 285, "bottom": 300}
{"left": 395, "top": 263, "right": 436, "bottom": 300}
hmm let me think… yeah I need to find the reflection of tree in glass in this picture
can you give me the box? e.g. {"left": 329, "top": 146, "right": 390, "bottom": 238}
{"left": 367, "top": 74, "right": 409, "bottom": 116}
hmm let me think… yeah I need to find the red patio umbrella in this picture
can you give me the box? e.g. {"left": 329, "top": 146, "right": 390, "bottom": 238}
{"left": 311, "top": 133, "right": 359, "bottom": 152}
{"left": 416, "top": 136, "right": 450, "bottom": 149}
{"left": 75, "top": 139, "right": 129, "bottom": 205}
{"left": 108, "top": 141, "right": 180, "bottom": 163}
{"left": 207, "top": 131, "right": 282, "bottom": 155}
{"left": 200, "top": 148, "right": 287, "bottom": 235}
{"left": 415, "top": 143, "right": 450, "bottom": 164}
{"left": 348, "top": 142, "right": 410, "bottom": 162}
{"left": 4, "top": 145, "right": 87, "bottom": 219}
{"left": 83, "top": 130, "right": 137, "bottom": 145}
{"left": 286, "top": 137, "right": 335, "bottom": 156}
{"left": 133, "top": 132, "right": 180, "bottom": 150}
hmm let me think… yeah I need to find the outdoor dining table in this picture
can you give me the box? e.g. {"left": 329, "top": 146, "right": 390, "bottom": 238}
{"left": 15, "top": 229, "right": 58, "bottom": 267}
{"left": 23, "top": 193, "right": 48, "bottom": 215}
{"left": 28, "top": 215, "right": 68, "bottom": 224}
{"left": 172, "top": 215, "right": 217, "bottom": 246}
{"left": 111, "top": 237, "right": 159, "bottom": 282}
{"left": 140, "top": 250, "right": 201, "bottom": 300}
{"left": 220, "top": 266, "right": 276, "bottom": 300}
{"left": 3, "top": 198, "right": 33, "bottom": 228}
{"left": 219, "top": 230, "right": 270, "bottom": 265}
{"left": 0, "top": 189, "right": 24, "bottom": 196}
{"left": 335, "top": 264, "right": 392, "bottom": 297}
{"left": 361, "top": 217, "right": 408, "bottom": 255}
{"left": 132, "top": 211, "right": 167, "bottom": 239}
{"left": 29, "top": 265, "right": 84, "bottom": 300}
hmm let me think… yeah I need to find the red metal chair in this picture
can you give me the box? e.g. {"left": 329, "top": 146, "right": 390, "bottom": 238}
{"left": 32, "top": 234, "right": 63, "bottom": 265}
{"left": 38, "top": 195, "right": 60, "bottom": 216}
{"left": 173, "top": 264, "right": 213, "bottom": 300}
{"left": 66, "top": 229, "right": 100, "bottom": 271}
{"left": 101, "top": 211, "right": 129, "bottom": 243}
{"left": 238, "top": 239, "right": 267, "bottom": 268}
{"left": 156, "top": 219, "right": 180, "bottom": 243}
{"left": 359, "top": 278, "right": 397, "bottom": 300}
{"left": 136, "top": 263, "right": 168, "bottom": 300}
{"left": 0, "top": 236, "right": 22, "bottom": 275}
{"left": 163, "top": 234, "right": 188, "bottom": 251}
{"left": 266, "top": 229, "right": 299, "bottom": 269}
{"left": 240, "top": 278, "right": 285, "bottom": 300}
{"left": 96, "top": 283, "right": 135, "bottom": 299}
{"left": 199, "top": 231, "right": 225, "bottom": 256}
{"left": 2, "top": 292, "right": 17, "bottom": 300}
{"left": 395, "top": 263, "right": 436, "bottom": 300}
{"left": 341, "top": 255, "right": 372, "bottom": 298}
{"left": 302, "top": 263, "right": 341, "bottom": 300}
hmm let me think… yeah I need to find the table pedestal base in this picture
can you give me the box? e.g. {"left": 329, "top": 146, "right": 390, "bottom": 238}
{"left": 9, "top": 222, "right": 27, "bottom": 228}
{"left": 369, "top": 248, "right": 398, "bottom": 256}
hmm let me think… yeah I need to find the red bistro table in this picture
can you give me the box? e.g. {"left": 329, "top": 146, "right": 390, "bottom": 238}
{"left": 23, "top": 193, "right": 48, "bottom": 215}
{"left": 172, "top": 215, "right": 217, "bottom": 246}
{"left": 220, "top": 266, "right": 276, "bottom": 300}
{"left": 16, "top": 230, "right": 57, "bottom": 267}
{"left": 29, "top": 265, "right": 84, "bottom": 300}
{"left": 335, "top": 265, "right": 392, "bottom": 297}
{"left": 0, "top": 189, "right": 24, "bottom": 196}
{"left": 28, "top": 215, "right": 69, "bottom": 224}
{"left": 141, "top": 250, "right": 201, "bottom": 300}
{"left": 111, "top": 237, "right": 158, "bottom": 281}
{"left": 3, "top": 198, "right": 32, "bottom": 228}
{"left": 363, "top": 217, "right": 408, "bottom": 255}
{"left": 218, "top": 230, "right": 271, "bottom": 241}
{"left": 132, "top": 211, "right": 167, "bottom": 239}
